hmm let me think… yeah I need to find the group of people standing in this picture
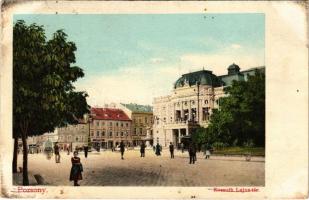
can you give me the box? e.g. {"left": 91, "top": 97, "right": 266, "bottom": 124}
{"left": 53, "top": 140, "right": 212, "bottom": 186}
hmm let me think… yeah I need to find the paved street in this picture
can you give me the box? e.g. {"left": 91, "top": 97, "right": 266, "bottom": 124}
{"left": 14, "top": 149, "right": 264, "bottom": 186}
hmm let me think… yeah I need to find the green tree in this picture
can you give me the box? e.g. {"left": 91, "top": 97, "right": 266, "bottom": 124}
{"left": 13, "top": 20, "right": 89, "bottom": 185}
{"left": 191, "top": 127, "right": 206, "bottom": 150}
{"left": 207, "top": 70, "right": 265, "bottom": 147}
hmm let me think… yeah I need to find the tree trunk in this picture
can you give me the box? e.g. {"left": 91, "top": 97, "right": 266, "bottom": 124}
{"left": 12, "top": 137, "right": 18, "bottom": 173}
{"left": 21, "top": 133, "right": 29, "bottom": 185}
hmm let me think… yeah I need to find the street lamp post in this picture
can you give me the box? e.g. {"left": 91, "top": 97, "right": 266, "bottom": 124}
{"left": 85, "top": 114, "right": 93, "bottom": 150}
{"left": 155, "top": 116, "right": 167, "bottom": 147}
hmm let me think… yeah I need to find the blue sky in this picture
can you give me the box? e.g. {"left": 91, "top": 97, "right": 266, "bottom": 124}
{"left": 14, "top": 14, "right": 265, "bottom": 105}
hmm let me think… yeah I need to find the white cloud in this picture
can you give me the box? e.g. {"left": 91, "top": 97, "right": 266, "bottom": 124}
{"left": 74, "top": 64, "right": 180, "bottom": 106}
{"left": 230, "top": 44, "right": 242, "bottom": 49}
{"left": 180, "top": 50, "right": 264, "bottom": 75}
{"left": 75, "top": 48, "right": 264, "bottom": 107}
{"left": 150, "top": 57, "right": 165, "bottom": 64}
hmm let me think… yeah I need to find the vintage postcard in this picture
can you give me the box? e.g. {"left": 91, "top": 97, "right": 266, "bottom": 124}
{"left": 0, "top": 1, "right": 308, "bottom": 199}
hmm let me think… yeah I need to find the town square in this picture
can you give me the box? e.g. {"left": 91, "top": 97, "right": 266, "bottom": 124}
{"left": 14, "top": 149, "right": 264, "bottom": 186}
{"left": 11, "top": 13, "right": 265, "bottom": 187}
{"left": 2, "top": 1, "right": 309, "bottom": 199}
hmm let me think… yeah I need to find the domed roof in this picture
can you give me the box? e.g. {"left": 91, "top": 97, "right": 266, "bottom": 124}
{"left": 227, "top": 63, "right": 240, "bottom": 75}
{"left": 174, "top": 70, "right": 223, "bottom": 89}
{"left": 228, "top": 63, "right": 240, "bottom": 70}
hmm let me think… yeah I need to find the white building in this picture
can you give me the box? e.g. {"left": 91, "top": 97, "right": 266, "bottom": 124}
{"left": 153, "top": 64, "right": 265, "bottom": 147}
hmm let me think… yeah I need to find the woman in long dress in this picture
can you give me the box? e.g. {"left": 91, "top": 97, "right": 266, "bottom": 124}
{"left": 155, "top": 143, "right": 161, "bottom": 156}
{"left": 69, "top": 151, "right": 83, "bottom": 186}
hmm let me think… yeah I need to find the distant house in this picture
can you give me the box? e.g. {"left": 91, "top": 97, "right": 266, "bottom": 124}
{"left": 26, "top": 130, "right": 59, "bottom": 153}
{"left": 90, "top": 107, "right": 132, "bottom": 149}
{"left": 119, "top": 103, "right": 154, "bottom": 147}
{"left": 57, "top": 119, "right": 89, "bottom": 151}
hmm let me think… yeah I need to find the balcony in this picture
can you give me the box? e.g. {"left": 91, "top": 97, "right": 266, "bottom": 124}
{"left": 173, "top": 119, "right": 198, "bottom": 125}
{"left": 163, "top": 119, "right": 199, "bottom": 129}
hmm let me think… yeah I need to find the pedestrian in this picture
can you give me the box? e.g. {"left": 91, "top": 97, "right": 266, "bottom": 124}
{"left": 140, "top": 142, "right": 146, "bottom": 157}
{"left": 153, "top": 145, "right": 155, "bottom": 152}
{"left": 69, "top": 151, "right": 83, "bottom": 186}
{"left": 181, "top": 142, "right": 184, "bottom": 153}
{"left": 67, "top": 147, "right": 70, "bottom": 155}
{"left": 188, "top": 142, "right": 196, "bottom": 164}
{"left": 155, "top": 143, "right": 161, "bottom": 156}
{"left": 169, "top": 142, "right": 174, "bottom": 159}
{"left": 119, "top": 141, "right": 125, "bottom": 160}
{"left": 83, "top": 145, "right": 88, "bottom": 158}
{"left": 54, "top": 143, "right": 60, "bottom": 163}
{"left": 194, "top": 143, "right": 197, "bottom": 162}
{"left": 205, "top": 149, "right": 211, "bottom": 159}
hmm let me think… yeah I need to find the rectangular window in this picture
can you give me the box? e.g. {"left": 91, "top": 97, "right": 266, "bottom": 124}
{"left": 126, "top": 123, "right": 128, "bottom": 127}
{"left": 102, "top": 131, "right": 105, "bottom": 137}
{"left": 121, "top": 132, "right": 124, "bottom": 137}
{"left": 110, "top": 122, "right": 113, "bottom": 126}
{"left": 96, "top": 121, "right": 99, "bottom": 127}
{"left": 140, "top": 128, "right": 143, "bottom": 135}
{"left": 116, "top": 122, "right": 118, "bottom": 126}
{"left": 109, "top": 132, "right": 112, "bottom": 137}
{"left": 145, "top": 117, "right": 148, "bottom": 123}
{"left": 91, "top": 131, "right": 94, "bottom": 136}
{"left": 121, "top": 123, "right": 123, "bottom": 127}
{"left": 97, "top": 131, "right": 100, "bottom": 137}
{"left": 102, "top": 121, "right": 105, "bottom": 126}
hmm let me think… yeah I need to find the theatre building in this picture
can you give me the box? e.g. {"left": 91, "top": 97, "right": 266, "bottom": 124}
{"left": 153, "top": 64, "right": 265, "bottom": 147}
{"left": 90, "top": 107, "right": 132, "bottom": 149}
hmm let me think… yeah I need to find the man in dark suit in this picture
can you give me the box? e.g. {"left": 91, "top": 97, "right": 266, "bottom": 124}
{"left": 169, "top": 142, "right": 174, "bottom": 159}
{"left": 83, "top": 145, "right": 89, "bottom": 158}
{"left": 188, "top": 142, "right": 196, "bottom": 164}
{"left": 120, "top": 141, "right": 125, "bottom": 160}
{"left": 54, "top": 143, "right": 60, "bottom": 163}
{"left": 140, "top": 142, "right": 146, "bottom": 157}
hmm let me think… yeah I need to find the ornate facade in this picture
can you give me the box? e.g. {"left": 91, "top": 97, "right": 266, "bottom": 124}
{"left": 119, "top": 103, "right": 153, "bottom": 147}
{"left": 153, "top": 64, "right": 265, "bottom": 147}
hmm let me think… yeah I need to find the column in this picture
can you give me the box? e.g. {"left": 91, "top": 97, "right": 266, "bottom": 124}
{"left": 180, "top": 101, "right": 184, "bottom": 120}
{"left": 199, "top": 100, "right": 203, "bottom": 124}
{"left": 173, "top": 103, "right": 176, "bottom": 122}
{"left": 188, "top": 101, "right": 192, "bottom": 121}
{"left": 186, "top": 127, "right": 189, "bottom": 136}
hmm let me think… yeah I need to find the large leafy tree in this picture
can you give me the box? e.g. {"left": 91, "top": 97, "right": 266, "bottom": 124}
{"left": 201, "top": 70, "right": 265, "bottom": 147}
{"left": 13, "top": 20, "right": 89, "bottom": 185}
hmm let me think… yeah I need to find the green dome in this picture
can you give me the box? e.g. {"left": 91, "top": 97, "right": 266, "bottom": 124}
{"left": 174, "top": 70, "right": 223, "bottom": 89}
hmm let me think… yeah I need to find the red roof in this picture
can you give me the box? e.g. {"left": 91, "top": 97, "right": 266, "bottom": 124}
{"left": 91, "top": 108, "right": 131, "bottom": 121}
